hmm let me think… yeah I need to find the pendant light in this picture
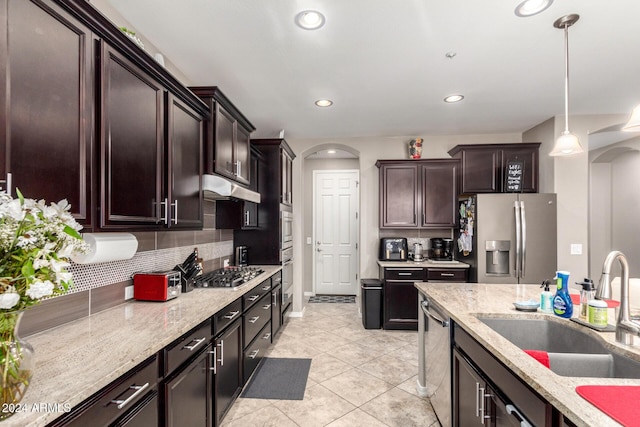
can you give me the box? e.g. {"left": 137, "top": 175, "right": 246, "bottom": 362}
{"left": 550, "top": 14, "right": 584, "bottom": 156}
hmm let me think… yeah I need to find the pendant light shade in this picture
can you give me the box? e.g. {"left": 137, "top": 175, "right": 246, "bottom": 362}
{"left": 550, "top": 14, "right": 584, "bottom": 157}
{"left": 622, "top": 104, "right": 640, "bottom": 132}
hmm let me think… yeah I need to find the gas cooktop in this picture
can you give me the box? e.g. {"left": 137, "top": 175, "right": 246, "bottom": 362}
{"left": 193, "top": 266, "right": 264, "bottom": 289}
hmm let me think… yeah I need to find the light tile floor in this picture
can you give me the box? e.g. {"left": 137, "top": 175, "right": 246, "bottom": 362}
{"left": 221, "top": 300, "right": 442, "bottom": 427}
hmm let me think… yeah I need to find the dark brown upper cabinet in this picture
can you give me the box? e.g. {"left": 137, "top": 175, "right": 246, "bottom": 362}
{"left": 99, "top": 43, "right": 204, "bottom": 230}
{"left": 448, "top": 143, "right": 540, "bottom": 194}
{"left": 189, "top": 87, "right": 255, "bottom": 186}
{"left": 1, "top": 0, "right": 95, "bottom": 229}
{"left": 376, "top": 159, "right": 459, "bottom": 229}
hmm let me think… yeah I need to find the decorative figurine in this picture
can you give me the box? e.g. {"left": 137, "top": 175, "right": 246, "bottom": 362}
{"left": 409, "top": 138, "right": 423, "bottom": 159}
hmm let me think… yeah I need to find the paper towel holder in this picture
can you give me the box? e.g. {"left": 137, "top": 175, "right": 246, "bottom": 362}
{"left": 71, "top": 232, "right": 138, "bottom": 264}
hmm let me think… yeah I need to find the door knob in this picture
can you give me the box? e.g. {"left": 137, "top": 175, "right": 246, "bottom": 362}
{"left": 316, "top": 248, "right": 322, "bottom": 252}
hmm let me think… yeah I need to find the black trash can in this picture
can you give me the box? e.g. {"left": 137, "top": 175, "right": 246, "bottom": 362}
{"left": 361, "top": 279, "right": 383, "bottom": 329}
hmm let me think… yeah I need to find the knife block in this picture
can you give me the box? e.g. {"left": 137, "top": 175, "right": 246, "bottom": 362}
{"left": 173, "top": 264, "right": 195, "bottom": 293}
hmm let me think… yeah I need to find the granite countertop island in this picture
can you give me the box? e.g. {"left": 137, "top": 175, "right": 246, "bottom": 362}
{"left": 4, "top": 265, "right": 281, "bottom": 427}
{"left": 415, "top": 282, "right": 640, "bottom": 427}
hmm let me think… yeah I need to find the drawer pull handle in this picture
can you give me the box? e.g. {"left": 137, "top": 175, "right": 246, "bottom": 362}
{"left": 223, "top": 310, "right": 240, "bottom": 320}
{"left": 440, "top": 273, "right": 455, "bottom": 277}
{"left": 262, "top": 303, "right": 272, "bottom": 310}
{"left": 273, "top": 278, "right": 282, "bottom": 283}
{"left": 248, "top": 349, "right": 260, "bottom": 359}
{"left": 398, "top": 272, "right": 412, "bottom": 276}
{"left": 262, "top": 333, "right": 271, "bottom": 340}
{"left": 248, "top": 316, "right": 260, "bottom": 324}
{"left": 183, "top": 337, "right": 207, "bottom": 351}
{"left": 111, "top": 382, "right": 149, "bottom": 410}
{"left": 262, "top": 285, "right": 271, "bottom": 291}
{"left": 248, "top": 295, "right": 260, "bottom": 302}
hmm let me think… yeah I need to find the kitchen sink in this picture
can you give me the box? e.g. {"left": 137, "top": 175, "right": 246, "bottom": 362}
{"left": 478, "top": 317, "right": 640, "bottom": 379}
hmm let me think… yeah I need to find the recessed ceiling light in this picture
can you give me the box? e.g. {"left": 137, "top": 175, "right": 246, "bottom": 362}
{"left": 444, "top": 95, "right": 464, "bottom": 103}
{"left": 515, "top": 0, "right": 553, "bottom": 17}
{"left": 315, "top": 99, "right": 333, "bottom": 107}
{"left": 327, "top": 150, "right": 336, "bottom": 154}
{"left": 295, "top": 10, "right": 326, "bottom": 30}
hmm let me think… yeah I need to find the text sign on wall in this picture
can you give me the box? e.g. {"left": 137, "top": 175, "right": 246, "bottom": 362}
{"left": 505, "top": 160, "right": 524, "bottom": 192}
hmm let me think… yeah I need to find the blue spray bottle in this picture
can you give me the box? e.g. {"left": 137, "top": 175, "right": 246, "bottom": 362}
{"left": 553, "top": 271, "right": 573, "bottom": 318}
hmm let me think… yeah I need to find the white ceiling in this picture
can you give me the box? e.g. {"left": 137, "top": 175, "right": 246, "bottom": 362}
{"left": 108, "top": 0, "right": 640, "bottom": 141}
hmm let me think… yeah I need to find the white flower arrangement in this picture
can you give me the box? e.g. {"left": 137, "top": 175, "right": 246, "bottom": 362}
{"left": 0, "top": 190, "right": 88, "bottom": 312}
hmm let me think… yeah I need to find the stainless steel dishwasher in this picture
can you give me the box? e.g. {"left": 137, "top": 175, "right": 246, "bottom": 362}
{"left": 417, "top": 292, "right": 451, "bottom": 427}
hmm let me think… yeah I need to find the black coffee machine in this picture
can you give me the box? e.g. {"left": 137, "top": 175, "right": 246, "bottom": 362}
{"left": 430, "top": 238, "right": 454, "bottom": 261}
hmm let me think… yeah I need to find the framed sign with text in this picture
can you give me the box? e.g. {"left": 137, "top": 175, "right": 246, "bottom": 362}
{"left": 505, "top": 160, "right": 524, "bottom": 192}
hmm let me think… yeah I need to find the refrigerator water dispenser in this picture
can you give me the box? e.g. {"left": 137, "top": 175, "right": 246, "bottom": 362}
{"left": 485, "top": 240, "right": 510, "bottom": 275}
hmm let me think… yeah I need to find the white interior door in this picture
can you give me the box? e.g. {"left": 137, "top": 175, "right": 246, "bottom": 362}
{"left": 314, "top": 170, "right": 359, "bottom": 295}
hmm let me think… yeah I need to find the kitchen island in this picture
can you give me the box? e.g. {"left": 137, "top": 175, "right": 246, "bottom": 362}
{"left": 416, "top": 282, "right": 640, "bottom": 427}
{"left": 3, "top": 266, "right": 281, "bottom": 427}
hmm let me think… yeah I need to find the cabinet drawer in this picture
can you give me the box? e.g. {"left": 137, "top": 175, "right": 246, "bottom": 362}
{"left": 244, "top": 322, "right": 272, "bottom": 383}
{"left": 242, "top": 278, "right": 272, "bottom": 310}
{"left": 164, "top": 318, "right": 211, "bottom": 375}
{"left": 243, "top": 292, "right": 272, "bottom": 347}
{"left": 58, "top": 356, "right": 158, "bottom": 427}
{"left": 214, "top": 298, "right": 242, "bottom": 335}
{"left": 384, "top": 267, "right": 426, "bottom": 281}
{"left": 427, "top": 268, "right": 468, "bottom": 282}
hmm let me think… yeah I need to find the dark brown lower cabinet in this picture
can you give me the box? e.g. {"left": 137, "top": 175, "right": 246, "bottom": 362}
{"left": 163, "top": 344, "right": 212, "bottom": 427}
{"left": 381, "top": 267, "right": 426, "bottom": 330}
{"left": 453, "top": 323, "right": 553, "bottom": 427}
{"left": 213, "top": 317, "right": 242, "bottom": 427}
{"left": 112, "top": 391, "right": 159, "bottom": 427}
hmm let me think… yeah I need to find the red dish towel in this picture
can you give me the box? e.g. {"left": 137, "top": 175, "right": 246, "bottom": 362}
{"left": 569, "top": 294, "right": 620, "bottom": 308}
{"left": 524, "top": 349, "right": 550, "bottom": 368}
{"left": 576, "top": 385, "right": 640, "bottom": 426}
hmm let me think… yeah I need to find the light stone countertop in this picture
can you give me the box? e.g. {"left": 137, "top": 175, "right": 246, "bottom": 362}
{"left": 4, "top": 265, "right": 282, "bottom": 427}
{"left": 377, "top": 259, "right": 469, "bottom": 268}
{"left": 416, "top": 282, "right": 640, "bottom": 427}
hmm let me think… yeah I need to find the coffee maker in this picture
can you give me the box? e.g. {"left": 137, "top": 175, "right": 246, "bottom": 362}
{"left": 430, "top": 238, "right": 454, "bottom": 261}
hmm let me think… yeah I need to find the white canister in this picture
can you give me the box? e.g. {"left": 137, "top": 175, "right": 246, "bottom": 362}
{"left": 587, "top": 300, "right": 608, "bottom": 327}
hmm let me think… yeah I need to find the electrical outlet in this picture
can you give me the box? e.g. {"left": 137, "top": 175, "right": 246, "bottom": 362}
{"left": 306, "top": 237, "right": 312, "bottom": 245}
{"left": 223, "top": 258, "right": 230, "bottom": 268}
{"left": 124, "top": 285, "right": 134, "bottom": 300}
{"left": 570, "top": 243, "right": 582, "bottom": 255}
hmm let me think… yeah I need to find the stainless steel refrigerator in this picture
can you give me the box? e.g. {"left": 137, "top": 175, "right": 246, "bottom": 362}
{"left": 457, "top": 193, "right": 557, "bottom": 284}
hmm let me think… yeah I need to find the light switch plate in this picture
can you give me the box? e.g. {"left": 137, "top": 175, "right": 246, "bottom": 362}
{"left": 223, "top": 258, "right": 230, "bottom": 267}
{"left": 306, "top": 237, "right": 312, "bottom": 245}
{"left": 570, "top": 244, "right": 583, "bottom": 255}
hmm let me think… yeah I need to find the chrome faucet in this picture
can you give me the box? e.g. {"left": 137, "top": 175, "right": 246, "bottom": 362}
{"left": 596, "top": 250, "right": 639, "bottom": 345}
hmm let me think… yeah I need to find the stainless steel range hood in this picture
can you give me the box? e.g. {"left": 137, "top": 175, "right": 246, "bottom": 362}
{"left": 202, "top": 174, "right": 261, "bottom": 204}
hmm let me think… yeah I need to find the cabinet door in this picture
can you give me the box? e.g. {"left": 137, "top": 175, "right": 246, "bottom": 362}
{"left": 3, "top": 0, "right": 94, "bottom": 228}
{"left": 164, "top": 345, "right": 211, "bottom": 427}
{"left": 271, "top": 284, "right": 283, "bottom": 337}
{"left": 383, "top": 280, "right": 418, "bottom": 330}
{"left": 281, "top": 149, "right": 293, "bottom": 206}
{"left": 214, "top": 318, "right": 242, "bottom": 426}
{"left": 235, "top": 124, "right": 251, "bottom": 185}
{"left": 501, "top": 146, "right": 538, "bottom": 193}
{"left": 166, "top": 94, "right": 203, "bottom": 228}
{"left": 459, "top": 148, "right": 500, "bottom": 194}
{"left": 379, "top": 163, "right": 419, "bottom": 228}
{"left": 453, "top": 349, "right": 490, "bottom": 427}
{"left": 214, "top": 103, "right": 236, "bottom": 180}
{"left": 421, "top": 161, "right": 458, "bottom": 228}
{"left": 100, "top": 42, "right": 164, "bottom": 228}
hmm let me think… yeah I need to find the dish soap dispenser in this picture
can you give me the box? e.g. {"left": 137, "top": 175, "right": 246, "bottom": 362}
{"left": 540, "top": 280, "right": 553, "bottom": 314}
{"left": 553, "top": 271, "right": 573, "bottom": 318}
{"left": 576, "top": 278, "right": 595, "bottom": 321}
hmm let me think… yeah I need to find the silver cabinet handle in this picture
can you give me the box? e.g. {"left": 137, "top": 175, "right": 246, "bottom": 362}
{"left": 475, "top": 382, "right": 481, "bottom": 417}
{"left": 398, "top": 272, "right": 412, "bottom": 276}
{"left": 506, "top": 404, "right": 532, "bottom": 427}
{"left": 244, "top": 210, "right": 250, "bottom": 225}
{"left": 248, "top": 316, "right": 260, "bottom": 324}
{"left": 478, "top": 386, "right": 486, "bottom": 424}
{"left": 248, "top": 295, "right": 260, "bottom": 302}
{"left": 110, "top": 382, "right": 149, "bottom": 410}
{"left": 223, "top": 310, "right": 240, "bottom": 320}
{"left": 160, "top": 198, "right": 169, "bottom": 225}
{"left": 209, "top": 348, "right": 217, "bottom": 374}
{"left": 262, "top": 285, "right": 271, "bottom": 291}
{"left": 172, "top": 199, "right": 178, "bottom": 224}
{"left": 236, "top": 161, "right": 241, "bottom": 177}
{"left": 248, "top": 349, "right": 260, "bottom": 359}
{"left": 217, "top": 340, "right": 224, "bottom": 366}
{"left": 440, "top": 273, "right": 455, "bottom": 277}
{"left": 262, "top": 303, "right": 272, "bottom": 310}
{"left": 183, "top": 337, "right": 207, "bottom": 351}
{"left": 262, "top": 333, "right": 271, "bottom": 340}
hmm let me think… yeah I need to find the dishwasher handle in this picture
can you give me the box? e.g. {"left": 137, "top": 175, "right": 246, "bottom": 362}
{"left": 420, "top": 300, "right": 449, "bottom": 327}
